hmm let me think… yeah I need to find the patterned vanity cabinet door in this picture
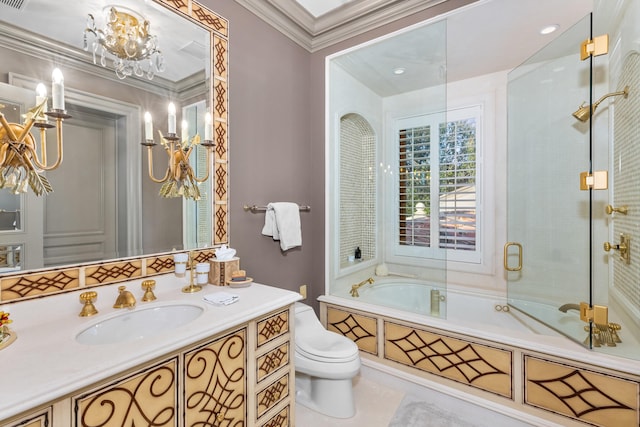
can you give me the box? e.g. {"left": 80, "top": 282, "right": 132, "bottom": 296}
{"left": 254, "top": 308, "right": 293, "bottom": 427}
{"left": 184, "top": 328, "right": 246, "bottom": 426}
{"left": 3, "top": 407, "right": 51, "bottom": 427}
{"left": 74, "top": 357, "right": 178, "bottom": 426}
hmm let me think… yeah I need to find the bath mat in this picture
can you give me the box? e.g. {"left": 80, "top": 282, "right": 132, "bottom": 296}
{"left": 388, "top": 395, "right": 476, "bottom": 427}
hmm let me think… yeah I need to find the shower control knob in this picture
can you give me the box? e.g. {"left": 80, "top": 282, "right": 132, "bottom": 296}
{"left": 603, "top": 242, "right": 622, "bottom": 252}
{"left": 605, "top": 204, "right": 628, "bottom": 215}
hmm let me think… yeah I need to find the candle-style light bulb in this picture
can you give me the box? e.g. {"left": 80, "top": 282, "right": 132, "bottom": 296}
{"left": 35, "top": 83, "right": 47, "bottom": 113}
{"left": 181, "top": 119, "right": 188, "bottom": 142}
{"left": 144, "top": 112, "right": 153, "bottom": 141}
{"left": 168, "top": 102, "right": 176, "bottom": 135}
{"left": 51, "top": 68, "right": 64, "bottom": 111}
{"left": 204, "top": 112, "right": 212, "bottom": 141}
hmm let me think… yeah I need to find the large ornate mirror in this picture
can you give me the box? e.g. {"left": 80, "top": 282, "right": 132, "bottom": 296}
{"left": 0, "top": 0, "right": 229, "bottom": 274}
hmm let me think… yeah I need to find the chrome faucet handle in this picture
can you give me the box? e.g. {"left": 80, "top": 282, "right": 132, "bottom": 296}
{"left": 79, "top": 291, "right": 98, "bottom": 317}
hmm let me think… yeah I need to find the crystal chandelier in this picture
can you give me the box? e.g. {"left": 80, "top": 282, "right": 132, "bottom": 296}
{"left": 83, "top": 6, "right": 165, "bottom": 80}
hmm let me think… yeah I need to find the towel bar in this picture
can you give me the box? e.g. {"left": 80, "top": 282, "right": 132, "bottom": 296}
{"left": 243, "top": 204, "right": 310, "bottom": 212}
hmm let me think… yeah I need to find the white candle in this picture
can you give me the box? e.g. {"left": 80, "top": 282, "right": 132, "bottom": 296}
{"left": 35, "top": 83, "right": 47, "bottom": 112}
{"left": 167, "top": 102, "right": 176, "bottom": 134}
{"left": 51, "top": 68, "right": 64, "bottom": 111}
{"left": 181, "top": 120, "right": 188, "bottom": 142}
{"left": 144, "top": 112, "right": 153, "bottom": 141}
{"left": 204, "top": 112, "right": 212, "bottom": 141}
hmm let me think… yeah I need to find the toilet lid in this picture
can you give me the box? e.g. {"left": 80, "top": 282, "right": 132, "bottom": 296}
{"left": 296, "top": 332, "right": 359, "bottom": 362}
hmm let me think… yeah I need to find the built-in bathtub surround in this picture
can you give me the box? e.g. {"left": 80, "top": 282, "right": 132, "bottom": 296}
{"left": 339, "top": 113, "right": 376, "bottom": 266}
{"left": 319, "top": 293, "right": 640, "bottom": 427}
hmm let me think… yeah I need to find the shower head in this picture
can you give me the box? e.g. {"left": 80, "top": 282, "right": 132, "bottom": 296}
{"left": 572, "top": 85, "right": 630, "bottom": 122}
{"left": 572, "top": 103, "right": 592, "bottom": 122}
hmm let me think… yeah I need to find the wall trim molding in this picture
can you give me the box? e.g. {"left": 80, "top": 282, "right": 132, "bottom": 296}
{"left": 235, "top": 0, "right": 449, "bottom": 52}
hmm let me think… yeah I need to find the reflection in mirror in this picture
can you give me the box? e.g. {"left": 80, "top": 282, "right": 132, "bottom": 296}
{"left": 0, "top": 0, "right": 216, "bottom": 274}
{"left": 0, "top": 244, "right": 20, "bottom": 272}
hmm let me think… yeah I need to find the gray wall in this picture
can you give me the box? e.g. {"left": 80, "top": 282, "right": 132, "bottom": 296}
{"left": 203, "top": 0, "right": 476, "bottom": 310}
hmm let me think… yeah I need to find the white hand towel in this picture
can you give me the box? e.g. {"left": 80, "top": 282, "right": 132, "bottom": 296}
{"left": 203, "top": 292, "right": 239, "bottom": 306}
{"left": 261, "top": 202, "right": 302, "bottom": 251}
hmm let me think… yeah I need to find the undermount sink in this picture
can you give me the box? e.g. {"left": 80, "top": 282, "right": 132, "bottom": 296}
{"left": 76, "top": 303, "right": 204, "bottom": 345}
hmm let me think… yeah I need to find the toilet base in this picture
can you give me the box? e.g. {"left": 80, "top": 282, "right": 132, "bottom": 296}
{"left": 295, "top": 372, "right": 356, "bottom": 418}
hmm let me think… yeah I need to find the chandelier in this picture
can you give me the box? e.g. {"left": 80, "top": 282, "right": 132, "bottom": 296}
{"left": 83, "top": 6, "right": 165, "bottom": 80}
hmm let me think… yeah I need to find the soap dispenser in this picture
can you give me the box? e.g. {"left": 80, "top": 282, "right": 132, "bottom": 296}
{"left": 355, "top": 247, "right": 361, "bottom": 260}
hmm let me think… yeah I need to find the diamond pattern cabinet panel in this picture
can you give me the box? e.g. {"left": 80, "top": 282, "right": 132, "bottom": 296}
{"left": 3, "top": 407, "right": 51, "bottom": 427}
{"left": 384, "top": 321, "right": 512, "bottom": 398}
{"left": 259, "top": 404, "right": 290, "bottom": 427}
{"left": 326, "top": 306, "right": 378, "bottom": 355}
{"left": 257, "top": 310, "right": 289, "bottom": 348}
{"left": 524, "top": 356, "right": 639, "bottom": 427}
{"left": 257, "top": 374, "right": 289, "bottom": 420}
{"left": 184, "top": 329, "right": 246, "bottom": 426}
{"left": 257, "top": 342, "right": 290, "bottom": 384}
{"left": 74, "top": 358, "right": 178, "bottom": 427}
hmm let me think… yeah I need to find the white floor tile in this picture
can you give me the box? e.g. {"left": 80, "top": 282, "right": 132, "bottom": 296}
{"left": 295, "top": 374, "right": 405, "bottom": 427}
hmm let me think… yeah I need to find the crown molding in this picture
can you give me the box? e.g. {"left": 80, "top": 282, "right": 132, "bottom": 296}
{"left": 235, "top": 0, "right": 449, "bottom": 52}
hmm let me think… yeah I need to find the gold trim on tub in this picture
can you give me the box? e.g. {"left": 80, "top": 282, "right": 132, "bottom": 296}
{"left": 524, "top": 355, "right": 639, "bottom": 427}
{"left": 327, "top": 306, "right": 378, "bottom": 355}
{"left": 385, "top": 321, "right": 513, "bottom": 398}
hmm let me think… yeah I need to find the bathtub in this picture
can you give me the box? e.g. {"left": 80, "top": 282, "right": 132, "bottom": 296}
{"left": 320, "top": 279, "right": 640, "bottom": 427}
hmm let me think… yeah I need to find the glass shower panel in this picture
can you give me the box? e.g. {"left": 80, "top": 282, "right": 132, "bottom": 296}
{"left": 591, "top": 0, "right": 640, "bottom": 360}
{"left": 327, "top": 20, "right": 447, "bottom": 317}
{"left": 506, "top": 15, "right": 592, "bottom": 345}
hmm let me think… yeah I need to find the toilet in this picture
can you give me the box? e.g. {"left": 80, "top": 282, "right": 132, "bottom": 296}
{"left": 293, "top": 302, "right": 361, "bottom": 418}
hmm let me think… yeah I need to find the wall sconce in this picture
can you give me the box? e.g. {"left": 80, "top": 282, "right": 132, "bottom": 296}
{"left": 83, "top": 6, "right": 165, "bottom": 80}
{"left": 142, "top": 104, "right": 214, "bottom": 200}
{"left": 0, "top": 68, "right": 70, "bottom": 196}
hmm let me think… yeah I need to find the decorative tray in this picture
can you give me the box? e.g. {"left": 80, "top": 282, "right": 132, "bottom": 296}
{"left": 227, "top": 277, "right": 253, "bottom": 288}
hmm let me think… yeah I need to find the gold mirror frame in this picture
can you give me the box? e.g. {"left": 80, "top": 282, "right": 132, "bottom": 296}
{"left": 0, "top": 0, "right": 229, "bottom": 303}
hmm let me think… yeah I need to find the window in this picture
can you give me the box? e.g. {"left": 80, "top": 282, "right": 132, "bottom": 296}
{"left": 396, "top": 106, "right": 481, "bottom": 263}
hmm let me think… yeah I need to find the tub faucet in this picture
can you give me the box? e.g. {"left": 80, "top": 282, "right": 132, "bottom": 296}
{"left": 558, "top": 303, "right": 581, "bottom": 313}
{"left": 350, "top": 277, "right": 374, "bottom": 297}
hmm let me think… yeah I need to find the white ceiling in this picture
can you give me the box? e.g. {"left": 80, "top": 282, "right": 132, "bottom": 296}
{"left": 242, "top": 0, "right": 594, "bottom": 96}
{"left": 0, "top": 0, "right": 594, "bottom": 96}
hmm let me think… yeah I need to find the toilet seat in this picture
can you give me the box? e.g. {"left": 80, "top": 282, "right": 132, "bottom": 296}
{"left": 295, "top": 342, "right": 359, "bottom": 363}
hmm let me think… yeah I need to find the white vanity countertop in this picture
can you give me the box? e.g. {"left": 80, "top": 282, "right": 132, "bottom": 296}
{"left": 0, "top": 274, "right": 302, "bottom": 422}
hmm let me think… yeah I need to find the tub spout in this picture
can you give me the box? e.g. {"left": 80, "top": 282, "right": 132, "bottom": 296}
{"left": 558, "top": 303, "right": 581, "bottom": 313}
{"left": 350, "top": 277, "right": 374, "bottom": 297}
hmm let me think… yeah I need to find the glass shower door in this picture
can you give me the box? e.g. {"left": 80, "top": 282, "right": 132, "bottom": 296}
{"left": 506, "top": 14, "right": 594, "bottom": 345}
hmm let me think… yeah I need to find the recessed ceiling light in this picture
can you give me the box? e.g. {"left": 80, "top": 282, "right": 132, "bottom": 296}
{"left": 540, "top": 24, "right": 559, "bottom": 35}
{"left": 393, "top": 67, "right": 405, "bottom": 75}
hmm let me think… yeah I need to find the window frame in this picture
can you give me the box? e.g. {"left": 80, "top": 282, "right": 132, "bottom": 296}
{"left": 384, "top": 98, "right": 493, "bottom": 272}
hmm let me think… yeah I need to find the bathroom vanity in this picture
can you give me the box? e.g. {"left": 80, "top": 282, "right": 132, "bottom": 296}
{"left": 0, "top": 275, "right": 300, "bottom": 427}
